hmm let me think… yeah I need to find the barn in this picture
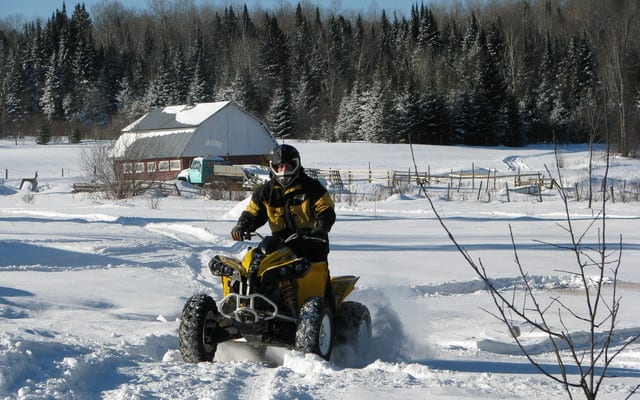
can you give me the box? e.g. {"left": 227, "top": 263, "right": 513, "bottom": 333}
{"left": 111, "top": 101, "right": 277, "bottom": 181}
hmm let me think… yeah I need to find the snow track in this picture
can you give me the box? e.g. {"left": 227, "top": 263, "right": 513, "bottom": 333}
{"left": 503, "top": 155, "right": 531, "bottom": 171}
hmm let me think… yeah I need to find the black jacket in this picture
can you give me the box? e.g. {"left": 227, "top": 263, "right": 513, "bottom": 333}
{"left": 237, "top": 172, "right": 336, "bottom": 240}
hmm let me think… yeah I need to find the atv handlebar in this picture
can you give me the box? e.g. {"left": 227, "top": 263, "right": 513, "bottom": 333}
{"left": 241, "top": 231, "right": 327, "bottom": 244}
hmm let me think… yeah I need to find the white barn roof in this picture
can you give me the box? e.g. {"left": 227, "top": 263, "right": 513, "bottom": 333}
{"left": 112, "top": 101, "right": 277, "bottom": 160}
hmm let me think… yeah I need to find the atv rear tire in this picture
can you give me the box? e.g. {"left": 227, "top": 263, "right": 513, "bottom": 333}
{"left": 295, "top": 296, "right": 333, "bottom": 360}
{"left": 335, "top": 301, "right": 371, "bottom": 355}
{"left": 179, "top": 294, "right": 222, "bottom": 362}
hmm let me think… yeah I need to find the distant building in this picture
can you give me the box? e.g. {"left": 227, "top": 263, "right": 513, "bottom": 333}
{"left": 111, "top": 101, "right": 277, "bottom": 180}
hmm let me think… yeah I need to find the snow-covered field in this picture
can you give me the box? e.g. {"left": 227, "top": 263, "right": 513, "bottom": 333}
{"left": 1, "top": 138, "right": 639, "bottom": 399}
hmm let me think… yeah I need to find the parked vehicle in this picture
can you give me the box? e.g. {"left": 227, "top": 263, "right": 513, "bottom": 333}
{"left": 177, "top": 156, "right": 246, "bottom": 186}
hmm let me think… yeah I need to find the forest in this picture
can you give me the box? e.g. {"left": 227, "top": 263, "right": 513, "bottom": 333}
{"left": 0, "top": 0, "right": 639, "bottom": 155}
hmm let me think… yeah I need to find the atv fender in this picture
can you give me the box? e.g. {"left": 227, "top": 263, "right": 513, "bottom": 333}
{"left": 296, "top": 261, "right": 329, "bottom": 303}
{"left": 330, "top": 275, "right": 359, "bottom": 306}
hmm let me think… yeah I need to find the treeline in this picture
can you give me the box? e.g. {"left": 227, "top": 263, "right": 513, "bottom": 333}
{"left": 0, "top": 0, "right": 639, "bottom": 153}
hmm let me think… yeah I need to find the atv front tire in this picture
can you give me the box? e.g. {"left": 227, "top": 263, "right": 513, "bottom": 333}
{"left": 295, "top": 296, "right": 333, "bottom": 360}
{"left": 335, "top": 301, "right": 371, "bottom": 355}
{"left": 179, "top": 294, "right": 223, "bottom": 362}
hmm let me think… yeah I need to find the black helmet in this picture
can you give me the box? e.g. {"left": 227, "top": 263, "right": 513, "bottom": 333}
{"left": 269, "top": 144, "right": 302, "bottom": 187}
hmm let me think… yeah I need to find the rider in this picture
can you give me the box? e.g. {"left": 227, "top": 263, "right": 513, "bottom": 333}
{"left": 231, "top": 144, "right": 336, "bottom": 299}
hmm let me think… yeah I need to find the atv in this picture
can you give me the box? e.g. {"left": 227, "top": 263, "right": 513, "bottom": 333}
{"left": 179, "top": 232, "right": 371, "bottom": 362}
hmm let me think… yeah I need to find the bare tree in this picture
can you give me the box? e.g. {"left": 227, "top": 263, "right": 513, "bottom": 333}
{"left": 584, "top": 0, "right": 640, "bottom": 157}
{"left": 410, "top": 142, "right": 640, "bottom": 399}
{"left": 79, "top": 141, "right": 165, "bottom": 199}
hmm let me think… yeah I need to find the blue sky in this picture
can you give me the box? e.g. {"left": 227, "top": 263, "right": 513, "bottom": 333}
{"left": 0, "top": 0, "right": 433, "bottom": 21}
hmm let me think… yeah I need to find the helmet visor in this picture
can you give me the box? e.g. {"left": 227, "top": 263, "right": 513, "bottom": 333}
{"left": 270, "top": 158, "right": 300, "bottom": 187}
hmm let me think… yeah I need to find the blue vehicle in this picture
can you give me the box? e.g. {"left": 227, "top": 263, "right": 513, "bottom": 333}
{"left": 177, "top": 156, "right": 246, "bottom": 185}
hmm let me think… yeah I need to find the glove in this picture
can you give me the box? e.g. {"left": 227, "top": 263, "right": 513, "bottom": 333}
{"left": 231, "top": 224, "right": 247, "bottom": 241}
{"left": 309, "top": 227, "right": 328, "bottom": 241}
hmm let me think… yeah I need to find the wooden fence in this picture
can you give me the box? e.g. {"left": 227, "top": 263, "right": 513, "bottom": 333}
{"left": 312, "top": 167, "right": 551, "bottom": 192}
{"left": 72, "top": 181, "right": 181, "bottom": 196}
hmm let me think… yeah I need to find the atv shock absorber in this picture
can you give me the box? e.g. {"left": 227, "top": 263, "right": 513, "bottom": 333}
{"left": 280, "top": 280, "right": 298, "bottom": 316}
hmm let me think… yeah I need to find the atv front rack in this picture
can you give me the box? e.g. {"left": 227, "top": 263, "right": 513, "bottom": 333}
{"left": 218, "top": 293, "right": 296, "bottom": 324}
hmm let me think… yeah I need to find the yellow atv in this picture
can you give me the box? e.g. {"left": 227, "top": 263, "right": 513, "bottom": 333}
{"left": 179, "top": 232, "right": 371, "bottom": 362}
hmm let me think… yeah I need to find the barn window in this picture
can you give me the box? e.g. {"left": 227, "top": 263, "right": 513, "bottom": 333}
{"left": 169, "top": 160, "right": 181, "bottom": 171}
{"left": 147, "top": 161, "right": 157, "bottom": 172}
{"left": 158, "top": 161, "right": 170, "bottom": 171}
{"left": 135, "top": 162, "right": 145, "bottom": 173}
{"left": 123, "top": 163, "right": 133, "bottom": 174}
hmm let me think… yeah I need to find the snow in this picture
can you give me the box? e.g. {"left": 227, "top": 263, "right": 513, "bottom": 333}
{"left": 173, "top": 102, "right": 229, "bottom": 126}
{"left": 1, "top": 138, "right": 640, "bottom": 399}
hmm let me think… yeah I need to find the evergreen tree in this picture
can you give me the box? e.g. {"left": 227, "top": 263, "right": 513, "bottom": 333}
{"left": 188, "top": 51, "right": 213, "bottom": 103}
{"left": 535, "top": 34, "right": 558, "bottom": 142}
{"left": 37, "top": 123, "right": 51, "bottom": 144}
{"left": 70, "top": 126, "right": 81, "bottom": 143}
{"left": 259, "top": 15, "right": 290, "bottom": 88}
{"left": 502, "top": 95, "right": 525, "bottom": 147}
{"left": 334, "top": 85, "right": 363, "bottom": 142}
{"left": 144, "top": 45, "right": 174, "bottom": 107}
{"left": 40, "top": 52, "right": 64, "bottom": 121}
{"left": 22, "top": 21, "right": 47, "bottom": 114}
{"left": 172, "top": 45, "right": 189, "bottom": 103}
{"left": 417, "top": 6, "right": 440, "bottom": 52}
{"left": 78, "top": 68, "right": 112, "bottom": 126}
{"left": 360, "top": 80, "right": 397, "bottom": 143}
{"left": 3, "top": 50, "right": 26, "bottom": 125}
{"left": 268, "top": 87, "right": 296, "bottom": 139}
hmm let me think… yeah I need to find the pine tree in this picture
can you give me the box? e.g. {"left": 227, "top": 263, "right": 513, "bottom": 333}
{"left": 334, "top": 83, "right": 364, "bottom": 142}
{"left": 40, "top": 52, "right": 64, "bottom": 121}
{"left": 360, "top": 80, "right": 397, "bottom": 143}
{"left": 259, "top": 15, "right": 290, "bottom": 87}
{"left": 144, "top": 45, "right": 174, "bottom": 107}
{"left": 70, "top": 126, "right": 81, "bottom": 143}
{"left": 37, "top": 123, "right": 51, "bottom": 145}
{"left": 21, "top": 21, "right": 47, "bottom": 114}
{"left": 172, "top": 46, "right": 189, "bottom": 104}
{"left": 536, "top": 34, "right": 557, "bottom": 142}
{"left": 268, "top": 87, "right": 296, "bottom": 139}
{"left": 4, "top": 50, "right": 26, "bottom": 125}
{"left": 188, "top": 52, "right": 213, "bottom": 103}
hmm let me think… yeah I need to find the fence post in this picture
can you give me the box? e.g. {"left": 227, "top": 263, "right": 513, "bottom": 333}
{"left": 538, "top": 184, "right": 543, "bottom": 202}
{"left": 472, "top": 162, "right": 475, "bottom": 189}
{"left": 5, "top": 169, "right": 7, "bottom": 179}
{"left": 62, "top": 167, "right": 64, "bottom": 177}
{"left": 610, "top": 185, "right": 615, "bottom": 203}
{"left": 505, "top": 182, "right": 510, "bottom": 202}
{"left": 485, "top": 170, "right": 490, "bottom": 192}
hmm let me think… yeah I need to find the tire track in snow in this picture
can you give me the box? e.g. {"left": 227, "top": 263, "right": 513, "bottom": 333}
{"left": 503, "top": 155, "right": 530, "bottom": 171}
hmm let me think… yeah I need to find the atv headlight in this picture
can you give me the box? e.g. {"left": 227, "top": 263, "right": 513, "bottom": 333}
{"left": 262, "top": 259, "right": 311, "bottom": 284}
{"left": 209, "top": 256, "right": 241, "bottom": 280}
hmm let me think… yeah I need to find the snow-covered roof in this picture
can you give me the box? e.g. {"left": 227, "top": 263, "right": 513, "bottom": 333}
{"left": 122, "top": 101, "right": 231, "bottom": 132}
{"left": 114, "top": 100, "right": 276, "bottom": 160}
{"left": 110, "top": 129, "right": 196, "bottom": 159}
